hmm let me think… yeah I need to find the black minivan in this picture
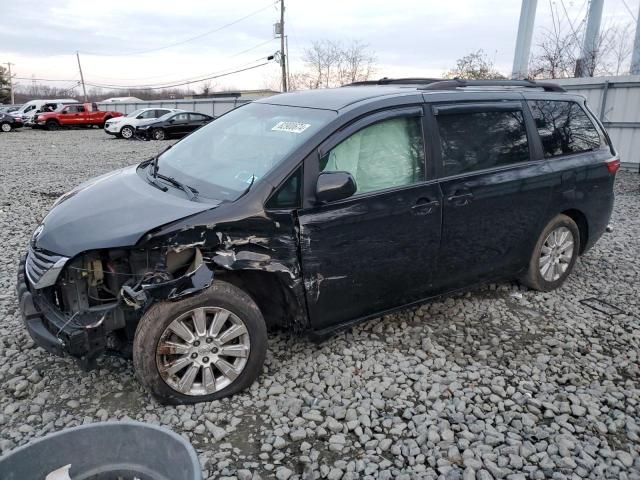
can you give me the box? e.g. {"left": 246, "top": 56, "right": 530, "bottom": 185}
{"left": 17, "top": 79, "right": 618, "bottom": 404}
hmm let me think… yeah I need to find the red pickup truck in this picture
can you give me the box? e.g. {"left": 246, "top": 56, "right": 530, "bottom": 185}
{"left": 35, "top": 103, "right": 123, "bottom": 130}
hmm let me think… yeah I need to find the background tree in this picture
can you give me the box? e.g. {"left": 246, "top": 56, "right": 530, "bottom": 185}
{"left": 0, "top": 66, "right": 11, "bottom": 104}
{"left": 444, "top": 50, "right": 506, "bottom": 79}
{"left": 298, "top": 39, "right": 376, "bottom": 89}
{"left": 529, "top": 2, "right": 633, "bottom": 79}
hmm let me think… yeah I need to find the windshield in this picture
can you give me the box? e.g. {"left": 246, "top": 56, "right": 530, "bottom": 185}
{"left": 154, "top": 103, "right": 335, "bottom": 201}
{"left": 126, "top": 109, "right": 146, "bottom": 117}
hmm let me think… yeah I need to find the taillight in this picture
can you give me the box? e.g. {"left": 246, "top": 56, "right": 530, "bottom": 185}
{"left": 606, "top": 158, "right": 620, "bottom": 174}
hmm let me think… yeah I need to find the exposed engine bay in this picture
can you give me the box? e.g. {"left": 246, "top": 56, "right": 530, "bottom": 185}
{"left": 37, "top": 247, "right": 213, "bottom": 368}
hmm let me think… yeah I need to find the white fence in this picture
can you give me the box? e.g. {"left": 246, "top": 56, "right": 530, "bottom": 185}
{"left": 96, "top": 98, "right": 250, "bottom": 118}
{"left": 554, "top": 75, "right": 640, "bottom": 172}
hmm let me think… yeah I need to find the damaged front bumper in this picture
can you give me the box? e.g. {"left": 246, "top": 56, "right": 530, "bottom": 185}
{"left": 16, "top": 248, "right": 216, "bottom": 369}
{"left": 16, "top": 254, "right": 110, "bottom": 368}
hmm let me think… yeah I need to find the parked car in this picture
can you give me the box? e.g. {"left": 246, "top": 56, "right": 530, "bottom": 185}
{"left": 0, "top": 105, "right": 20, "bottom": 114}
{"left": 24, "top": 102, "right": 71, "bottom": 127}
{"left": 105, "top": 108, "right": 183, "bottom": 139}
{"left": 136, "top": 111, "right": 213, "bottom": 140}
{"left": 17, "top": 79, "right": 618, "bottom": 404}
{"left": 10, "top": 99, "right": 78, "bottom": 122}
{"left": 0, "top": 112, "right": 22, "bottom": 132}
{"left": 35, "top": 103, "right": 123, "bottom": 130}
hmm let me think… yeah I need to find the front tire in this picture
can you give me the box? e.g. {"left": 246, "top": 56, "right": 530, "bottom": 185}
{"left": 120, "top": 125, "right": 134, "bottom": 139}
{"left": 0, "top": 122, "right": 12, "bottom": 132}
{"left": 46, "top": 120, "right": 60, "bottom": 131}
{"left": 133, "top": 280, "right": 267, "bottom": 404}
{"left": 521, "top": 214, "right": 580, "bottom": 291}
{"left": 152, "top": 128, "right": 166, "bottom": 140}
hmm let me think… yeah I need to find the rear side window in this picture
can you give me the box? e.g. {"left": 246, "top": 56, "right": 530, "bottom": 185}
{"left": 528, "top": 100, "right": 601, "bottom": 157}
{"left": 437, "top": 110, "right": 529, "bottom": 176}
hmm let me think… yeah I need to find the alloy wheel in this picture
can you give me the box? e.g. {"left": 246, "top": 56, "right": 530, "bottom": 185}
{"left": 121, "top": 126, "right": 134, "bottom": 139}
{"left": 153, "top": 129, "right": 165, "bottom": 140}
{"left": 539, "top": 226, "right": 574, "bottom": 282}
{"left": 1, "top": 123, "right": 11, "bottom": 132}
{"left": 156, "top": 307, "right": 250, "bottom": 396}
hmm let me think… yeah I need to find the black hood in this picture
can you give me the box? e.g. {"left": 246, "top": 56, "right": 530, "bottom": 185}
{"left": 34, "top": 165, "right": 218, "bottom": 257}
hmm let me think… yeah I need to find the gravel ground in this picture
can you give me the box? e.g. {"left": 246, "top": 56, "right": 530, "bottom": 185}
{"left": 0, "top": 128, "right": 639, "bottom": 480}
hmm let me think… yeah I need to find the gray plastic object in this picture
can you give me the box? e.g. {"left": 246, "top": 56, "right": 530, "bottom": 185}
{"left": 0, "top": 421, "right": 203, "bottom": 480}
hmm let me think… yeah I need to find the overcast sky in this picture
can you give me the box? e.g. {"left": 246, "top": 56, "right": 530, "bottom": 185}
{"left": 1, "top": 0, "right": 636, "bottom": 93}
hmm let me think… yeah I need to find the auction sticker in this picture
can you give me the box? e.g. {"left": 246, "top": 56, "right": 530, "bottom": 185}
{"left": 272, "top": 121, "right": 311, "bottom": 134}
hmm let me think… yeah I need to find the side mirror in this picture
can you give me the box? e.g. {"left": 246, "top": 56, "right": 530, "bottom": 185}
{"left": 168, "top": 118, "right": 175, "bottom": 123}
{"left": 316, "top": 171, "right": 357, "bottom": 203}
{"left": 61, "top": 110, "right": 68, "bottom": 114}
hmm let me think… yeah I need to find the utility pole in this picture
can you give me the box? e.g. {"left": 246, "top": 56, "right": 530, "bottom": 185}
{"left": 5, "top": 62, "right": 15, "bottom": 104}
{"left": 280, "top": 0, "right": 287, "bottom": 92}
{"left": 76, "top": 51, "right": 88, "bottom": 101}
{"left": 630, "top": 1, "right": 640, "bottom": 75}
{"left": 511, "top": 0, "right": 538, "bottom": 79}
{"left": 575, "top": 0, "right": 604, "bottom": 77}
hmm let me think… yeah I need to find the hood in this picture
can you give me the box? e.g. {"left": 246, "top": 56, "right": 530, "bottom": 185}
{"left": 34, "top": 165, "right": 219, "bottom": 257}
{"left": 136, "top": 118, "right": 162, "bottom": 127}
{"left": 106, "top": 116, "right": 126, "bottom": 124}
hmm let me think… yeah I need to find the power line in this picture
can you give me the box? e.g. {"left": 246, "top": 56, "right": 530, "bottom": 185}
{"left": 86, "top": 38, "right": 275, "bottom": 83}
{"left": 84, "top": 61, "right": 274, "bottom": 90}
{"left": 14, "top": 39, "right": 278, "bottom": 88}
{"left": 621, "top": 0, "right": 637, "bottom": 22}
{"left": 81, "top": 1, "right": 278, "bottom": 57}
{"left": 86, "top": 54, "right": 275, "bottom": 89}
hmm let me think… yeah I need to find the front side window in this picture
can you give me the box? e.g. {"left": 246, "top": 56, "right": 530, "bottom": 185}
{"left": 138, "top": 110, "right": 156, "bottom": 119}
{"left": 173, "top": 113, "right": 189, "bottom": 122}
{"left": 437, "top": 109, "right": 529, "bottom": 176}
{"left": 320, "top": 116, "right": 425, "bottom": 195}
{"left": 155, "top": 103, "right": 335, "bottom": 202}
{"left": 266, "top": 167, "right": 302, "bottom": 209}
{"left": 528, "top": 100, "right": 601, "bottom": 157}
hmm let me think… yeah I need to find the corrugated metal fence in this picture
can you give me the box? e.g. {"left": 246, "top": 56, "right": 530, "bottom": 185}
{"left": 554, "top": 75, "right": 640, "bottom": 172}
{"left": 95, "top": 98, "right": 250, "bottom": 118}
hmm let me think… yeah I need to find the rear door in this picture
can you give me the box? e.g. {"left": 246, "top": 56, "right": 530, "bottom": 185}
{"left": 187, "top": 114, "right": 211, "bottom": 133}
{"left": 526, "top": 98, "right": 615, "bottom": 244}
{"left": 167, "top": 113, "right": 190, "bottom": 136}
{"left": 431, "top": 101, "right": 554, "bottom": 290}
{"left": 298, "top": 106, "right": 443, "bottom": 330}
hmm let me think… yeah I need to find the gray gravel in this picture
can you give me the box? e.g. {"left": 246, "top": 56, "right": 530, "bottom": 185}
{"left": 1, "top": 128, "right": 639, "bottom": 479}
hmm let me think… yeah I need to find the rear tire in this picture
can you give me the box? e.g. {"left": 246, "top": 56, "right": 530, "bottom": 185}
{"left": 133, "top": 280, "right": 267, "bottom": 405}
{"left": 521, "top": 214, "right": 580, "bottom": 291}
{"left": 46, "top": 120, "right": 60, "bottom": 131}
{"left": 152, "top": 128, "right": 166, "bottom": 140}
{"left": 0, "top": 122, "right": 11, "bottom": 132}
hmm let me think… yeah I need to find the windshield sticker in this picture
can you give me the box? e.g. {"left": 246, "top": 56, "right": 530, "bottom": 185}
{"left": 271, "top": 121, "right": 311, "bottom": 134}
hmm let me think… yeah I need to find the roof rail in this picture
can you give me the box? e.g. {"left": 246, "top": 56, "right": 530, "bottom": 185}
{"left": 345, "top": 77, "right": 442, "bottom": 86}
{"left": 420, "top": 79, "right": 566, "bottom": 92}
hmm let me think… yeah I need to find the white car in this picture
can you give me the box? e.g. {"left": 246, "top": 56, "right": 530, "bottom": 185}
{"left": 104, "top": 108, "right": 183, "bottom": 139}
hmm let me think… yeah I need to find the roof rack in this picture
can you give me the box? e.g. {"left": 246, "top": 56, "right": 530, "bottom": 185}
{"left": 419, "top": 79, "right": 566, "bottom": 92}
{"left": 344, "top": 77, "right": 566, "bottom": 92}
{"left": 345, "top": 77, "right": 442, "bottom": 86}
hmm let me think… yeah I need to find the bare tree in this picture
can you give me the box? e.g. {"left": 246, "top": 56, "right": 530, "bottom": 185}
{"left": 300, "top": 39, "right": 376, "bottom": 89}
{"left": 529, "top": 2, "right": 634, "bottom": 79}
{"left": 444, "top": 50, "right": 506, "bottom": 79}
{"left": 0, "top": 66, "right": 11, "bottom": 103}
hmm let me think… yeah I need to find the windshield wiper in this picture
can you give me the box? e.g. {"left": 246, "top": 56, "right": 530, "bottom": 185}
{"left": 156, "top": 173, "right": 199, "bottom": 201}
{"left": 146, "top": 144, "right": 173, "bottom": 178}
{"left": 236, "top": 174, "right": 256, "bottom": 201}
{"left": 145, "top": 164, "right": 169, "bottom": 192}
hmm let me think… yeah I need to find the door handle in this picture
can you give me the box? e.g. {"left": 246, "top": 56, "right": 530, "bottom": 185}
{"left": 447, "top": 191, "right": 473, "bottom": 206}
{"left": 411, "top": 199, "right": 440, "bottom": 215}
